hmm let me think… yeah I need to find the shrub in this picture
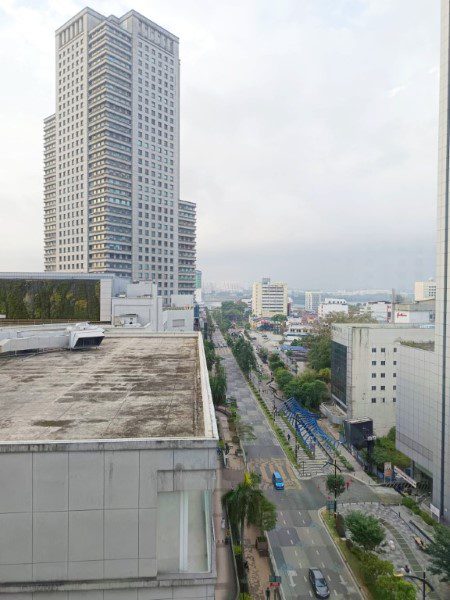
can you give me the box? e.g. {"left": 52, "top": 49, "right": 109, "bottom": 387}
{"left": 345, "top": 511, "right": 385, "bottom": 551}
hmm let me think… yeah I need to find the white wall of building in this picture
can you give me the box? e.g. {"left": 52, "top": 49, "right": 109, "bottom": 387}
{"left": 252, "top": 279, "right": 288, "bottom": 318}
{"left": 304, "top": 291, "right": 322, "bottom": 312}
{"left": 396, "top": 345, "right": 437, "bottom": 478}
{"left": 361, "top": 301, "right": 391, "bottom": 322}
{"left": 414, "top": 279, "right": 436, "bottom": 301}
{"left": 0, "top": 441, "right": 216, "bottom": 597}
{"left": 331, "top": 324, "right": 435, "bottom": 436}
{"left": 318, "top": 298, "right": 348, "bottom": 319}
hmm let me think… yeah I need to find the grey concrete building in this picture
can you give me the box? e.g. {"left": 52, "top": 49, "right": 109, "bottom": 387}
{"left": 331, "top": 323, "right": 434, "bottom": 436}
{"left": 43, "top": 8, "right": 196, "bottom": 301}
{"left": 396, "top": 342, "right": 437, "bottom": 491}
{"left": 0, "top": 330, "right": 217, "bottom": 598}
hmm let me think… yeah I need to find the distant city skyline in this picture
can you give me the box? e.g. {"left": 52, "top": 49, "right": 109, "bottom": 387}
{"left": 0, "top": 0, "right": 440, "bottom": 289}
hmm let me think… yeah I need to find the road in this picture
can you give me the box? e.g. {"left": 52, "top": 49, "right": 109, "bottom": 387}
{"left": 213, "top": 327, "right": 377, "bottom": 599}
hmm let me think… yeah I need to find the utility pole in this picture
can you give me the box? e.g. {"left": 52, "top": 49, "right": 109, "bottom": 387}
{"left": 402, "top": 570, "right": 434, "bottom": 599}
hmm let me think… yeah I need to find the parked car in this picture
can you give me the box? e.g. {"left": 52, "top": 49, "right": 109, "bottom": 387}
{"left": 272, "top": 471, "right": 284, "bottom": 490}
{"left": 308, "top": 568, "right": 330, "bottom": 599}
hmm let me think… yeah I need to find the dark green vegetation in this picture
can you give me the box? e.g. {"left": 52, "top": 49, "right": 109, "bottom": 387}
{"left": 229, "top": 336, "right": 256, "bottom": 375}
{"left": 203, "top": 336, "right": 227, "bottom": 405}
{"left": 213, "top": 301, "right": 249, "bottom": 331}
{"left": 345, "top": 511, "right": 385, "bottom": 551}
{"left": 364, "top": 427, "right": 410, "bottom": 471}
{"left": 0, "top": 278, "right": 100, "bottom": 320}
{"left": 223, "top": 470, "right": 277, "bottom": 546}
{"left": 304, "top": 309, "right": 377, "bottom": 370}
{"left": 401, "top": 496, "right": 437, "bottom": 528}
{"left": 326, "top": 473, "right": 346, "bottom": 499}
{"left": 268, "top": 354, "right": 329, "bottom": 411}
{"left": 427, "top": 524, "right": 450, "bottom": 580}
{"left": 324, "top": 512, "right": 416, "bottom": 600}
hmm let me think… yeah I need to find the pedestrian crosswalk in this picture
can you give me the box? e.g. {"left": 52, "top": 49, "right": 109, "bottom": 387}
{"left": 249, "top": 458, "right": 300, "bottom": 489}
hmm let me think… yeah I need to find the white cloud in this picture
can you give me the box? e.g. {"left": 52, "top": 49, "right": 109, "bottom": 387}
{"left": 0, "top": 0, "right": 440, "bottom": 287}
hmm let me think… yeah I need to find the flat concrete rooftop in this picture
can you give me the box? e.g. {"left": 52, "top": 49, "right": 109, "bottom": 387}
{"left": 0, "top": 334, "right": 212, "bottom": 442}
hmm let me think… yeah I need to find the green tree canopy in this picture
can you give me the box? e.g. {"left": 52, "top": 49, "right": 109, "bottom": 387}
{"left": 345, "top": 511, "right": 385, "bottom": 551}
{"left": 375, "top": 575, "right": 416, "bottom": 600}
{"left": 427, "top": 524, "right": 450, "bottom": 581}
{"left": 326, "top": 474, "right": 346, "bottom": 498}
{"left": 223, "top": 471, "right": 277, "bottom": 545}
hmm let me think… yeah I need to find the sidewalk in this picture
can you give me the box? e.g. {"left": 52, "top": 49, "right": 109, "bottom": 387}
{"left": 214, "top": 463, "right": 238, "bottom": 600}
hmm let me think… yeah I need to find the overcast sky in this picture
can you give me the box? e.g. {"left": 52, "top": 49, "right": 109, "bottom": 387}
{"left": 0, "top": 0, "right": 440, "bottom": 289}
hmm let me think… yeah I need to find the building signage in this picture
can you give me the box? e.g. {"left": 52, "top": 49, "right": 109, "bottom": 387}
{"left": 393, "top": 466, "right": 417, "bottom": 488}
{"left": 384, "top": 462, "right": 393, "bottom": 479}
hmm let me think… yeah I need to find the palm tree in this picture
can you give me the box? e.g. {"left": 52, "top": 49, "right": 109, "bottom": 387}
{"left": 223, "top": 471, "right": 277, "bottom": 547}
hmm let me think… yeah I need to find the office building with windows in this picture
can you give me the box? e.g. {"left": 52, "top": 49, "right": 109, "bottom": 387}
{"left": 414, "top": 279, "right": 436, "bottom": 301}
{"left": 252, "top": 278, "right": 288, "bottom": 318}
{"left": 304, "top": 291, "right": 322, "bottom": 313}
{"left": 43, "top": 7, "right": 195, "bottom": 301}
{"left": 331, "top": 323, "right": 434, "bottom": 436}
{"left": 178, "top": 200, "right": 196, "bottom": 295}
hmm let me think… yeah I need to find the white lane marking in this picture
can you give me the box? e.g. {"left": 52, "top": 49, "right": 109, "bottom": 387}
{"left": 302, "top": 519, "right": 306, "bottom": 524}
{"left": 334, "top": 590, "right": 338, "bottom": 596}
{"left": 299, "top": 561, "right": 302, "bottom": 568}
{"left": 309, "top": 592, "right": 313, "bottom": 597}
{"left": 321, "top": 562, "right": 325, "bottom": 568}
{"left": 303, "top": 575, "right": 307, "bottom": 582}
{"left": 290, "top": 539, "right": 294, "bottom": 545}
{"left": 286, "top": 529, "right": 290, "bottom": 535}
{"left": 283, "top": 519, "right": 287, "bottom": 525}
{"left": 316, "top": 549, "right": 320, "bottom": 555}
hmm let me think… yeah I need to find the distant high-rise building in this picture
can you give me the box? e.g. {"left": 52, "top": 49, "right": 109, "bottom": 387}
{"left": 43, "top": 7, "right": 189, "bottom": 301}
{"left": 178, "top": 200, "right": 196, "bottom": 295}
{"left": 304, "top": 291, "right": 322, "bottom": 312}
{"left": 414, "top": 279, "right": 436, "bottom": 301}
{"left": 252, "top": 278, "right": 288, "bottom": 318}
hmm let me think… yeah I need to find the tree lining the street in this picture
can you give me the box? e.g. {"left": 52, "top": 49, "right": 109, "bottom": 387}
{"left": 345, "top": 510, "right": 385, "bottom": 551}
{"left": 269, "top": 358, "right": 330, "bottom": 411}
{"left": 222, "top": 470, "right": 277, "bottom": 550}
{"left": 303, "top": 310, "right": 377, "bottom": 370}
{"left": 427, "top": 524, "right": 450, "bottom": 581}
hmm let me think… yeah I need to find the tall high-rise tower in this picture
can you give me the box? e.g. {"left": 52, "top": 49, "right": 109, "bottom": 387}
{"left": 435, "top": 0, "right": 450, "bottom": 521}
{"left": 43, "top": 8, "right": 191, "bottom": 300}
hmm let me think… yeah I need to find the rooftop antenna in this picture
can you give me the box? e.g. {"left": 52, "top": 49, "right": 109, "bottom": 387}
{"left": 391, "top": 288, "right": 396, "bottom": 323}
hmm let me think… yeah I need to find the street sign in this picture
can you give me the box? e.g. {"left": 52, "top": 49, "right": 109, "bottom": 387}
{"left": 269, "top": 575, "right": 281, "bottom": 583}
{"left": 269, "top": 582, "right": 280, "bottom": 588}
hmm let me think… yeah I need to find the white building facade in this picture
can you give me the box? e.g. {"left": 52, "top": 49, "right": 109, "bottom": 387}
{"left": 252, "top": 278, "right": 288, "bottom": 318}
{"left": 414, "top": 279, "right": 436, "bottom": 301}
{"left": 43, "top": 8, "right": 194, "bottom": 302}
{"left": 360, "top": 301, "right": 391, "bottom": 322}
{"left": 304, "top": 291, "right": 322, "bottom": 312}
{"left": 331, "top": 323, "right": 435, "bottom": 436}
{"left": 318, "top": 298, "right": 348, "bottom": 319}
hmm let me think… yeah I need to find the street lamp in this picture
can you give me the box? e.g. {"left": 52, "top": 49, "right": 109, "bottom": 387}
{"left": 323, "top": 458, "right": 342, "bottom": 517}
{"left": 398, "top": 571, "right": 434, "bottom": 600}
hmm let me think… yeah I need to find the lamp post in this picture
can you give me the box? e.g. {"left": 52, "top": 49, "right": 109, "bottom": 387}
{"left": 401, "top": 571, "right": 434, "bottom": 600}
{"left": 323, "top": 458, "right": 342, "bottom": 517}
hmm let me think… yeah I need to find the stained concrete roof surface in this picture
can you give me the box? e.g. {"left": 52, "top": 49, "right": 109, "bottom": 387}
{"left": 0, "top": 336, "right": 204, "bottom": 440}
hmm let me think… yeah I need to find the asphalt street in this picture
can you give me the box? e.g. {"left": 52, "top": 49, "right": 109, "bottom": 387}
{"left": 212, "top": 328, "right": 377, "bottom": 599}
